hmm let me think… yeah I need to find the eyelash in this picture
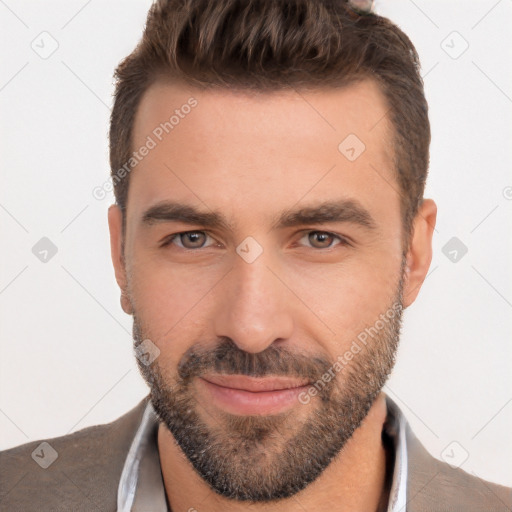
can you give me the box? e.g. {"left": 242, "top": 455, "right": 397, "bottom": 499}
{"left": 160, "top": 230, "right": 351, "bottom": 250}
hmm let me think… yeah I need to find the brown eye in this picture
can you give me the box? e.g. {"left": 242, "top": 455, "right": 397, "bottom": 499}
{"left": 299, "top": 231, "right": 347, "bottom": 249}
{"left": 180, "top": 231, "right": 206, "bottom": 248}
{"left": 164, "top": 231, "right": 214, "bottom": 249}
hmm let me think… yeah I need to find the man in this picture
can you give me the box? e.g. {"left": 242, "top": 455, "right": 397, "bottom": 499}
{"left": 1, "top": 0, "right": 510, "bottom": 511}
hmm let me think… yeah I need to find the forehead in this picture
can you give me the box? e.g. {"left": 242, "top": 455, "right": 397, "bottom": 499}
{"left": 127, "top": 78, "right": 397, "bottom": 232}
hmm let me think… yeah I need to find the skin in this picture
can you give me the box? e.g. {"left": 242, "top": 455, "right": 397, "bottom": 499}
{"left": 108, "top": 78, "right": 437, "bottom": 511}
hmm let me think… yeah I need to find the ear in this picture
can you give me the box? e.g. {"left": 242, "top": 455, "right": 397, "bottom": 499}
{"left": 402, "top": 199, "right": 437, "bottom": 308}
{"left": 108, "top": 204, "right": 133, "bottom": 315}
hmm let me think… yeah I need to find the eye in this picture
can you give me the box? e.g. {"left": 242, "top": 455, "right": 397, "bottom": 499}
{"left": 298, "top": 231, "right": 350, "bottom": 249}
{"left": 161, "top": 230, "right": 217, "bottom": 250}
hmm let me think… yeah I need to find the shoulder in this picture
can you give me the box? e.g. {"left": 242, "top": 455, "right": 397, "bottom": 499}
{"left": 406, "top": 423, "right": 512, "bottom": 512}
{"left": 0, "top": 395, "right": 150, "bottom": 512}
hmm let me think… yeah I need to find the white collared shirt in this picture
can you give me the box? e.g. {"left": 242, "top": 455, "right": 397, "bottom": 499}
{"left": 117, "top": 395, "right": 408, "bottom": 512}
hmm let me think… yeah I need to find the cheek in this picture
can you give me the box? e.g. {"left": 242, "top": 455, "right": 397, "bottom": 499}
{"left": 286, "top": 255, "right": 401, "bottom": 343}
{"left": 127, "top": 252, "right": 226, "bottom": 341}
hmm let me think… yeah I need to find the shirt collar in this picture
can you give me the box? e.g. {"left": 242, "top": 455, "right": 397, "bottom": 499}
{"left": 117, "top": 401, "right": 168, "bottom": 511}
{"left": 117, "top": 394, "right": 408, "bottom": 512}
{"left": 385, "top": 394, "right": 408, "bottom": 512}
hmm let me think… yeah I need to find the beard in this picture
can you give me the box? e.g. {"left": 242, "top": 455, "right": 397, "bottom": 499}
{"left": 132, "top": 270, "right": 405, "bottom": 503}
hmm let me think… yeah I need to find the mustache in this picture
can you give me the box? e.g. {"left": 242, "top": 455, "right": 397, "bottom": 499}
{"left": 177, "top": 337, "right": 332, "bottom": 383}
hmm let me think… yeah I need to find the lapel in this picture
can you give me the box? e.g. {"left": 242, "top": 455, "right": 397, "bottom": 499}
{"left": 405, "top": 422, "right": 512, "bottom": 512}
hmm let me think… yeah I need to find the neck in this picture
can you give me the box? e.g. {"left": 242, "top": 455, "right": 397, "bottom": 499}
{"left": 158, "top": 393, "right": 390, "bottom": 512}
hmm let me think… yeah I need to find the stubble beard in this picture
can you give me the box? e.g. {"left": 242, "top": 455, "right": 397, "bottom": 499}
{"left": 132, "top": 275, "right": 404, "bottom": 502}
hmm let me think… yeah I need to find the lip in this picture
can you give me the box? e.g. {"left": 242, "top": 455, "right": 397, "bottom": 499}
{"left": 201, "top": 374, "right": 311, "bottom": 392}
{"left": 198, "top": 374, "right": 311, "bottom": 416}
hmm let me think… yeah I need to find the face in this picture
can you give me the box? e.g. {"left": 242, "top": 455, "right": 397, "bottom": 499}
{"left": 109, "top": 78, "right": 417, "bottom": 501}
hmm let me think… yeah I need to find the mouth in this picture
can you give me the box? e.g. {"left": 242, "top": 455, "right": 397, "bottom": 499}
{"left": 198, "top": 374, "right": 312, "bottom": 415}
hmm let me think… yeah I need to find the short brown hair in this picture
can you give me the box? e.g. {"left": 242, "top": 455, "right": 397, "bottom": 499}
{"left": 109, "top": 0, "right": 430, "bottom": 245}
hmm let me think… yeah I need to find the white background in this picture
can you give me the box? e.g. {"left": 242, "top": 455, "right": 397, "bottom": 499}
{"left": 1, "top": 0, "right": 511, "bottom": 488}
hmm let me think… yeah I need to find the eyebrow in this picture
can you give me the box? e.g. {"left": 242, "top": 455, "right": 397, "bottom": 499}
{"left": 140, "top": 199, "right": 377, "bottom": 231}
{"left": 141, "top": 202, "right": 233, "bottom": 231}
{"left": 273, "top": 200, "right": 376, "bottom": 231}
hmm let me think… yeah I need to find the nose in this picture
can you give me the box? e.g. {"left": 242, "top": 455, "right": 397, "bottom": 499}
{"left": 213, "top": 252, "right": 294, "bottom": 354}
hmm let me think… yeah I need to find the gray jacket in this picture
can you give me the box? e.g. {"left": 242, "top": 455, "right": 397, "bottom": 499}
{"left": 1, "top": 395, "right": 511, "bottom": 511}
